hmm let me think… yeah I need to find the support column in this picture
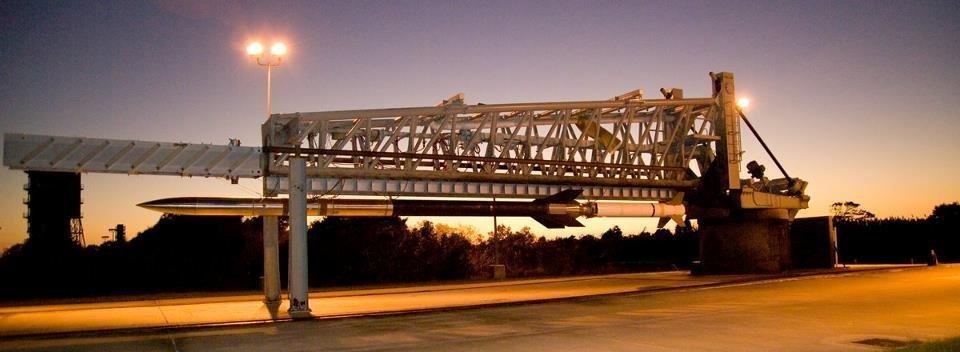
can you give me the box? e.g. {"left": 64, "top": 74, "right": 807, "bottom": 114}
{"left": 698, "top": 210, "right": 792, "bottom": 274}
{"left": 262, "top": 216, "right": 281, "bottom": 304}
{"left": 287, "top": 157, "right": 311, "bottom": 317}
{"left": 713, "top": 72, "right": 742, "bottom": 191}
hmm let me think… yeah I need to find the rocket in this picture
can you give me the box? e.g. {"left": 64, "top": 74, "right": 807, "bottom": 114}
{"left": 137, "top": 190, "right": 686, "bottom": 229}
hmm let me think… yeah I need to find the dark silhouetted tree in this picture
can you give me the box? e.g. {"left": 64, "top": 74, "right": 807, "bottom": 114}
{"left": 929, "top": 202, "right": 960, "bottom": 224}
{"left": 831, "top": 201, "right": 876, "bottom": 221}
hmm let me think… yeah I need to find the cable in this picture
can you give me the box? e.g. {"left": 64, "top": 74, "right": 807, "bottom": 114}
{"left": 737, "top": 110, "right": 794, "bottom": 186}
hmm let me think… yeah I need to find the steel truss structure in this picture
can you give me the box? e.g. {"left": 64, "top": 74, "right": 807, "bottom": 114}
{"left": 262, "top": 86, "right": 735, "bottom": 201}
{"left": 2, "top": 71, "right": 809, "bottom": 316}
{"left": 4, "top": 73, "right": 743, "bottom": 203}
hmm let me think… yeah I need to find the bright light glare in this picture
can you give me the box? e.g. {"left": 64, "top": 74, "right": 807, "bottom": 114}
{"left": 270, "top": 42, "right": 287, "bottom": 56}
{"left": 246, "top": 42, "right": 264, "bottom": 56}
{"left": 737, "top": 97, "right": 750, "bottom": 109}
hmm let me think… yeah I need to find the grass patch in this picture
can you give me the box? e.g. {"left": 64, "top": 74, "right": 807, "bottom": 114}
{"left": 890, "top": 336, "right": 960, "bottom": 352}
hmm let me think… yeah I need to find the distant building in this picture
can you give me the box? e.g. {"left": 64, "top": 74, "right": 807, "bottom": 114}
{"left": 24, "top": 171, "right": 84, "bottom": 250}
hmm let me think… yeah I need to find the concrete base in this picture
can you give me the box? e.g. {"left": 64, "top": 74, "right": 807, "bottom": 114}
{"left": 288, "top": 307, "right": 313, "bottom": 320}
{"left": 790, "top": 216, "right": 838, "bottom": 269}
{"left": 699, "top": 216, "right": 791, "bottom": 274}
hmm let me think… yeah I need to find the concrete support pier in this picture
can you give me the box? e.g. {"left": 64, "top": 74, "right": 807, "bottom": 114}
{"left": 698, "top": 210, "right": 792, "bottom": 274}
{"left": 287, "top": 157, "right": 311, "bottom": 318}
{"left": 262, "top": 216, "right": 281, "bottom": 304}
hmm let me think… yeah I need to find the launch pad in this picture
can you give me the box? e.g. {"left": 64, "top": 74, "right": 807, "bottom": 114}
{"left": 3, "top": 72, "right": 810, "bottom": 317}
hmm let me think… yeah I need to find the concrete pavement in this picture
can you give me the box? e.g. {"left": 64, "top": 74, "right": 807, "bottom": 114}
{"left": 2, "top": 264, "right": 954, "bottom": 351}
{"left": 0, "top": 270, "right": 766, "bottom": 338}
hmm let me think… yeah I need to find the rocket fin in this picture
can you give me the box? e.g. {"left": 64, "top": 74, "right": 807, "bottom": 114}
{"left": 533, "top": 189, "right": 583, "bottom": 204}
{"left": 532, "top": 215, "right": 584, "bottom": 229}
{"left": 667, "top": 192, "right": 684, "bottom": 205}
{"left": 657, "top": 217, "right": 670, "bottom": 229}
{"left": 658, "top": 215, "right": 686, "bottom": 228}
{"left": 672, "top": 215, "right": 685, "bottom": 227}
{"left": 657, "top": 192, "right": 686, "bottom": 228}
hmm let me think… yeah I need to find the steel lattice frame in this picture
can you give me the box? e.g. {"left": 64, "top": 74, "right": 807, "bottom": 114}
{"left": 262, "top": 90, "right": 731, "bottom": 200}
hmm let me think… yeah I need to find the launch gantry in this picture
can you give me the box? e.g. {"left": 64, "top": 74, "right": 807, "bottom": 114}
{"left": 3, "top": 72, "right": 808, "bottom": 317}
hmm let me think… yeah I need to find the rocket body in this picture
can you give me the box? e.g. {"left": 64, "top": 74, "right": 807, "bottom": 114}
{"left": 137, "top": 197, "right": 573, "bottom": 217}
{"left": 138, "top": 191, "right": 686, "bottom": 229}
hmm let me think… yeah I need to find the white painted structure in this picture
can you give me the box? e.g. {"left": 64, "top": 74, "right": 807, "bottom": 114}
{"left": 2, "top": 72, "right": 811, "bottom": 317}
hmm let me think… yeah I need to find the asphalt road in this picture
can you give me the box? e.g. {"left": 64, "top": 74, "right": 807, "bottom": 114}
{"left": 0, "top": 271, "right": 758, "bottom": 337}
{"left": 1, "top": 265, "right": 958, "bottom": 351}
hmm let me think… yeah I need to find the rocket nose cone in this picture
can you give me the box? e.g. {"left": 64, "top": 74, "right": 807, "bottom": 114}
{"left": 137, "top": 198, "right": 169, "bottom": 208}
{"left": 137, "top": 197, "right": 200, "bottom": 215}
{"left": 137, "top": 200, "right": 156, "bottom": 208}
{"left": 137, "top": 197, "right": 196, "bottom": 210}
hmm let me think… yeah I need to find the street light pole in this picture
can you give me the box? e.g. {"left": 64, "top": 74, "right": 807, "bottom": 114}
{"left": 266, "top": 64, "right": 271, "bottom": 116}
{"left": 247, "top": 41, "right": 286, "bottom": 115}
{"left": 246, "top": 41, "right": 291, "bottom": 311}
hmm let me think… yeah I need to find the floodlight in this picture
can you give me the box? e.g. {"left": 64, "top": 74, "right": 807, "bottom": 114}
{"left": 246, "top": 42, "right": 264, "bottom": 56}
{"left": 736, "top": 97, "right": 750, "bottom": 109}
{"left": 270, "top": 42, "right": 287, "bottom": 56}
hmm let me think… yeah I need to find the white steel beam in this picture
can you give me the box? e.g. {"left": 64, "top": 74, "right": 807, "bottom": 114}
{"left": 270, "top": 98, "right": 716, "bottom": 122}
{"left": 264, "top": 176, "right": 677, "bottom": 201}
{"left": 3, "top": 134, "right": 262, "bottom": 179}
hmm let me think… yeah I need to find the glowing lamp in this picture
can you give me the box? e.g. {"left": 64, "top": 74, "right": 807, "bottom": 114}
{"left": 246, "top": 42, "right": 264, "bottom": 56}
{"left": 736, "top": 97, "right": 750, "bottom": 109}
{"left": 270, "top": 42, "right": 287, "bottom": 56}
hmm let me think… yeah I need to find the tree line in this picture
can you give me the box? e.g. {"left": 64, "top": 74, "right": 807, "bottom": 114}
{"left": 834, "top": 202, "right": 959, "bottom": 264}
{"left": 0, "top": 201, "right": 956, "bottom": 300}
{"left": 0, "top": 214, "right": 698, "bottom": 300}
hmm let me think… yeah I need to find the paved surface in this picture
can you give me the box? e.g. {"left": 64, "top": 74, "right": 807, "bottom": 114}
{"left": 0, "top": 271, "right": 766, "bottom": 337}
{"left": 2, "top": 265, "right": 957, "bottom": 351}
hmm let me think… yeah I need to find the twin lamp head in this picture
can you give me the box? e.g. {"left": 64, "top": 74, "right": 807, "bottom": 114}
{"left": 246, "top": 42, "right": 287, "bottom": 58}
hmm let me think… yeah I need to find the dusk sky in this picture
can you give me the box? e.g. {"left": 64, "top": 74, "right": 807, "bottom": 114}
{"left": 1, "top": 0, "right": 959, "bottom": 249}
